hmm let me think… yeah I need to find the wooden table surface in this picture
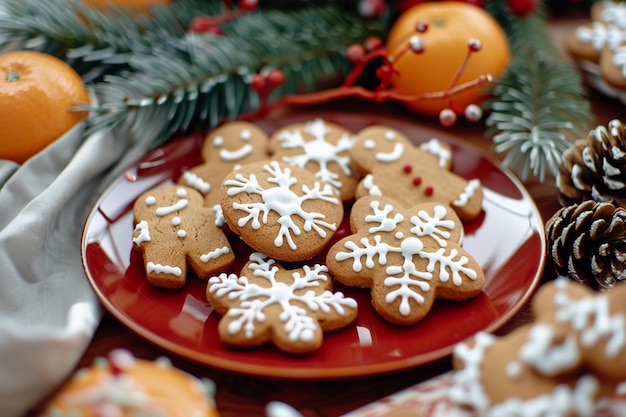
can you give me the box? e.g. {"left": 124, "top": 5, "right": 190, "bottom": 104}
{"left": 71, "top": 16, "right": 626, "bottom": 417}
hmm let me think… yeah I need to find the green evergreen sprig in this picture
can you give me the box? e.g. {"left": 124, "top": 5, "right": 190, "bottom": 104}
{"left": 485, "top": 47, "right": 592, "bottom": 182}
{"left": 483, "top": 1, "right": 592, "bottom": 182}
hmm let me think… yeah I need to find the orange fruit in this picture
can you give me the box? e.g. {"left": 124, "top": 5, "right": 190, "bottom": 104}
{"left": 81, "top": 0, "right": 173, "bottom": 13}
{"left": 0, "top": 51, "right": 90, "bottom": 164}
{"left": 386, "top": 1, "right": 511, "bottom": 117}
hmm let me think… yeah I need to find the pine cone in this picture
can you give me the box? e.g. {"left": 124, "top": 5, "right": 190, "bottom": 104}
{"left": 557, "top": 119, "right": 626, "bottom": 208}
{"left": 545, "top": 200, "right": 626, "bottom": 290}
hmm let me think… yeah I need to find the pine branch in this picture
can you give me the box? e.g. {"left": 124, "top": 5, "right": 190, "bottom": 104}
{"left": 481, "top": 1, "right": 592, "bottom": 183}
{"left": 485, "top": 47, "right": 592, "bottom": 182}
{"left": 77, "top": 5, "right": 383, "bottom": 148}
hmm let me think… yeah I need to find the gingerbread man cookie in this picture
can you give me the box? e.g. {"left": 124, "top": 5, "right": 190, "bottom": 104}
{"left": 450, "top": 278, "right": 626, "bottom": 417}
{"left": 326, "top": 195, "right": 484, "bottom": 325}
{"left": 206, "top": 252, "right": 358, "bottom": 354}
{"left": 132, "top": 185, "right": 234, "bottom": 289}
{"left": 219, "top": 159, "right": 344, "bottom": 262}
{"left": 178, "top": 121, "right": 270, "bottom": 224}
{"left": 268, "top": 118, "right": 359, "bottom": 202}
{"left": 350, "top": 125, "right": 483, "bottom": 222}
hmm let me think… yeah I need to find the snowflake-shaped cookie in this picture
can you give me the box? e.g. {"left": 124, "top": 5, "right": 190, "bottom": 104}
{"left": 269, "top": 118, "right": 358, "bottom": 202}
{"left": 326, "top": 195, "right": 484, "bottom": 325}
{"left": 450, "top": 278, "right": 626, "bottom": 417}
{"left": 132, "top": 185, "right": 234, "bottom": 289}
{"left": 220, "top": 160, "right": 343, "bottom": 262}
{"left": 206, "top": 252, "right": 358, "bottom": 354}
{"left": 350, "top": 125, "right": 483, "bottom": 222}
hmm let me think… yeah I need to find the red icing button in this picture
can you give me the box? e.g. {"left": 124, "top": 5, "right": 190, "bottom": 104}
{"left": 424, "top": 185, "right": 434, "bottom": 196}
{"left": 412, "top": 176, "right": 422, "bottom": 186}
{"left": 403, "top": 164, "right": 412, "bottom": 173}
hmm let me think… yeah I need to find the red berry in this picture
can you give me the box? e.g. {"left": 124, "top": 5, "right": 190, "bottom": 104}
{"left": 439, "top": 108, "right": 457, "bottom": 127}
{"left": 266, "top": 69, "right": 286, "bottom": 87}
{"left": 347, "top": 44, "right": 366, "bottom": 63}
{"left": 468, "top": 38, "right": 482, "bottom": 52}
{"left": 507, "top": 0, "right": 537, "bottom": 16}
{"left": 250, "top": 74, "right": 266, "bottom": 92}
{"left": 375, "top": 63, "right": 394, "bottom": 82}
{"left": 364, "top": 36, "right": 383, "bottom": 51}
{"left": 239, "top": 0, "right": 258, "bottom": 11}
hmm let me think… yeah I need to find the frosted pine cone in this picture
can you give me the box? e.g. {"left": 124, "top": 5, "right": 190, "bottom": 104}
{"left": 557, "top": 119, "right": 626, "bottom": 208}
{"left": 545, "top": 200, "right": 626, "bottom": 290}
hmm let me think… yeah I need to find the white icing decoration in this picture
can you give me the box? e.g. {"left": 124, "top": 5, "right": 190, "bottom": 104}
{"left": 575, "top": 22, "right": 626, "bottom": 52}
{"left": 200, "top": 246, "right": 230, "bottom": 263}
{"left": 207, "top": 253, "right": 357, "bottom": 342}
{"left": 364, "top": 139, "right": 376, "bottom": 150}
{"left": 224, "top": 160, "right": 338, "bottom": 250}
{"left": 363, "top": 174, "right": 382, "bottom": 196}
{"left": 240, "top": 129, "right": 251, "bottom": 140}
{"left": 182, "top": 170, "right": 211, "bottom": 194}
{"left": 219, "top": 143, "right": 253, "bottom": 161}
{"left": 213, "top": 204, "right": 225, "bottom": 227}
{"left": 335, "top": 200, "right": 477, "bottom": 316}
{"left": 420, "top": 138, "right": 451, "bottom": 168}
{"left": 452, "top": 179, "right": 481, "bottom": 208}
{"left": 213, "top": 135, "right": 224, "bottom": 147}
{"left": 172, "top": 216, "right": 181, "bottom": 226}
{"left": 275, "top": 118, "right": 355, "bottom": 190}
{"left": 375, "top": 142, "right": 404, "bottom": 162}
{"left": 178, "top": 230, "right": 187, "bottom": 238}
{"left": 384, "top": 130, "right": 396, "bottom": 140}
{"left": 155, "top": 198, "right": 188, "bottom": 216}
{"left": 132, "top": 220, "right": 150, "bottom": 246}
{"left": 147, "top": 262, "right": 182, "bottom": 276}
{"left": 145, "top": 196, "right": 156, "bottom": 206}
{"left": 599, "top": 1, "right": 626, "bottom": 28}
{"left": 450, "top": 277, "right": 626, "bottom": 417}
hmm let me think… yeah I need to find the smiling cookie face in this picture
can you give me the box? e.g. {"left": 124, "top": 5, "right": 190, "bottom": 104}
{"left": 350, "top": 125, "right": 483, "bottom": 222}
{"left": 179, "top": 121, "right": 270, "bottom": 209}
{"left": 132, "top": 185, "right": 234, "bottom": 289}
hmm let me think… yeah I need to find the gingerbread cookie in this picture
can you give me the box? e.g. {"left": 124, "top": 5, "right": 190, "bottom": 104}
{"left": 179, "top": 121, "right": 270, "bottom": 225}
{"left": 450, "top": 278, "right": 626, "bottom": 416}
{"left": 219, "top": 159, "right": 343, "bottom": 262}
{"left": 350, "top": 125, "right": 482, "bottom": 222}
{"left": 268, "top": 118, "right": 359, "bottom": 202}
{"left": 326, "top": 195, "right": 484, "bottom": 325}
{"left": 132, "top": 185, "right": 234, "bottom": 289}
{"left": 206, "top": 252, "right": 358, "bottom": 354}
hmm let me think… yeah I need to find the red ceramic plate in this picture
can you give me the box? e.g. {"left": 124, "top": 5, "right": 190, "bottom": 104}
{"left": 81, "top": 111, "right": 545, "bottom": 379}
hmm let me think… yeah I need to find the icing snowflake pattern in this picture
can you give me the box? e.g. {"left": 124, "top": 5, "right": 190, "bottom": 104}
{"left": 206, "top": 252, "right": 358, "bottom": 354}
{"left": 327, "top": 196, "right": 484, "bottom": 325}
{"left": 274, "top": 118, "right": 355, "bottom": 191}
{"left": 224, "top": 160, "right": 339, "bottom": 250}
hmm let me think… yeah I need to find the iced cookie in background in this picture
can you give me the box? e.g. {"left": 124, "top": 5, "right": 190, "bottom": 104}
{"left": 565, "top": 1, "right": 626, "bottom": 91}
{"left": 451, "top": 277, "right": 626, "bottom": 417}
{"left": 132, "top": 184, "right": 234, "bottom": 289}
{"left": 219, "top": 159, "right": 344, "bottom": 262}
{"left": 268, "top": 118, "right": 359, "bottom": 202}
{"left": 35, "top": 349, "right": 219, "bottom": 417}
{"left": 326, "top": 195, "right": 484, "bottom": 326}
{"left": 179, "top": 121, "right": 270, "bottom": 225}
{"left": 350, "top": 125, "right": 483, "bottom": 223}
{"left": 206, "top": 252, "right": 358, "bottom": 355}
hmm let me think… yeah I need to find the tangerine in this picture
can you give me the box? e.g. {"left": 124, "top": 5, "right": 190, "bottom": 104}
{"left": 0, "top": 51, "right": 90, "bottom": 164}
{"left": 386, "top": 2, "right": 511, "bottom": 117}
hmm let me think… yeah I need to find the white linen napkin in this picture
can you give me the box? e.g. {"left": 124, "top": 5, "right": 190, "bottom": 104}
{"left": 0, "top": 121, "right": 152, "bottom": 417}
